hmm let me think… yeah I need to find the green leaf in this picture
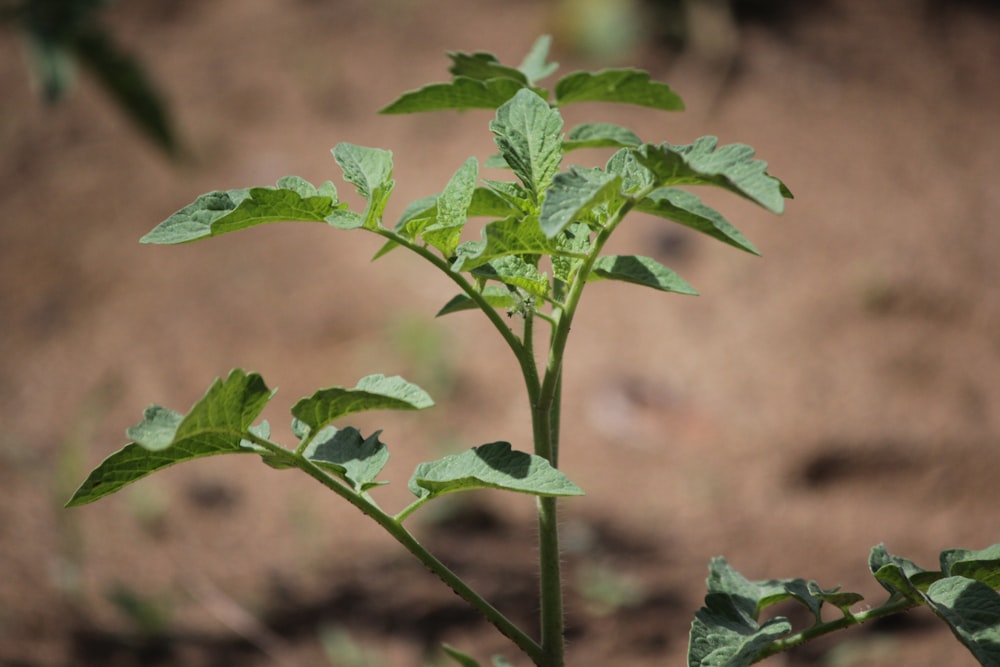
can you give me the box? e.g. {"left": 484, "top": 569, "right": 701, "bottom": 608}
{"left": 563, "top": 122, "right": 642, "bottom": 151}
{"left": 636, "top": 138, "right": 786, "bottom": 214}
{"left": 442, "top": 644, "right": 482, "bottom": 667}
{"left": 408, "top": 441, "right": 583, "bottom": 500}
{"left": 67, "top": 370, "right": 273, "bottom": 506}
{"left": 806, "top": 581, "right": 865, "bottom": 614}
{"left": 606, "top": 147, "right": 655, "bottom": 193}
{"left": 468, "top": 186, "right": 520, "bottom": 217}
{"left": 380, "top": 77, "right": 527, "bottom": 114}
{"left": 489, "top": 88, "right": 564, "bottom": 204}
{"left": 518, "top": 35, "right": 559, "bottom": 84}
{"left": 688, "top": 558, "right": 794, "bottom": 667}
{"left": 923, "top": 576, "right": 1000, "bottom": 666}
{"left": 291, "top": 374, "right": 433, "bottom": 434}
{"left": 635, "top": 188, "right": 760, "bottom": 255}
{"left": 942, "top": 545, "right": 1000, "bottom": 588}
{"left": 420, "top": 157, "right": 478, "bottom": 257}
{"left": 448, "top": 51, "right": 528, "bottom": 85}
{"left": 870, "top": 544, "right": 935, "bottom": 600}
{"left": 332, "top": 143, "right": 394, "bottom": 230}
{"left": 471, "top": 255, "right": 550, "bottom": 297}
{"left": 141, "top": 176, "right": 340, "bottom": 244}
{"left": 453, "top": 215, "right": 557, "bottom": 272}
{"left": 302, "top": 426, "right": 389, "bottom": 492}
{"left": 554, "top": 69, "right": 684, "bottom": 111}
{"left": 538, "top": 167, "right": 622, "bottom": 238}
{"left": 436, "top": 286, "right": 520, "bottom": 317}
{"left": 589, "top": 255, "right": 697, "bottom": 295}
{"left": 552, "top": 223, "right": 591, "bottom": 284}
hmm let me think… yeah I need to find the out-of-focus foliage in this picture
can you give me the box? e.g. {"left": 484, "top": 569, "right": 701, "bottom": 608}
{"left": 1, "top": 0, "right": 178, "bottom": 155}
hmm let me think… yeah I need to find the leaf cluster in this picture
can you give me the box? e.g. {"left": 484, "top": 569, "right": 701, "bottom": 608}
{"left": 690, "top": 544, "right": 1000, "bottom": 666}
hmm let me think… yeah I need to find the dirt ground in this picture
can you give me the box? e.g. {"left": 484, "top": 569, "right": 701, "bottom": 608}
{"left": 2, "top": 1, "right": 1000, "bottom": 665}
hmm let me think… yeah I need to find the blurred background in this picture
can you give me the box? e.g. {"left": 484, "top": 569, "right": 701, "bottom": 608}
{"left": 2, "top": 0, "right": 999, "bottom": 665}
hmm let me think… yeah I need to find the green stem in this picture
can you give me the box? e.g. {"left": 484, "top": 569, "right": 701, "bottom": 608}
{"left": 752, "top": 596, "right": 923, "bottom": 663}
{"left": 248, "top": 434, "right": 545, "bottom": 664}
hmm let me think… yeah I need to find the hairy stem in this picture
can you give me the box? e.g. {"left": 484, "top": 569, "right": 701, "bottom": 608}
{"left": 753, "top": 596, "right": 923, "bottom": 663}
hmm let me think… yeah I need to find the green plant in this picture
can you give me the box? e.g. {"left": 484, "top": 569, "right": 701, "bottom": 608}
{"left": 67, "top": 36, "right": 1000, "bottom": 666}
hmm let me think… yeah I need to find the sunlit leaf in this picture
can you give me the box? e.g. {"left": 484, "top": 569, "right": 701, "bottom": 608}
{"left": 408, "top": 442, "right": 584, "bottom": 500}
{"left": 635, "top": 188, "right": 759, "bottom": 255}
{"left": 518, "top": 35, "right": 559, "bottom": 84}
{"left": 555, "top": 69, "right": 684, "bottom": 111}
{"left": 291, "top": 374, "right": 433, "bottom": 434}
{"left": 380, "top": 77, "right": 527, "bottom": 114}
{"left": 332, "top": 143, "right": 394, "bottom": 230}
{"left": 302, "top": 426, "right": 389, "bottom": 492}
{"left": 490, "top": 89, "right": 564, "bottom": 204}
{"left": 141, "top": 176, "right": 341, "bottom": 244}
{"left": 589, "top": 255, "right": 697, "bottom": 295}
{"left": 637, "top": 138, "right": 787, "bottom": 214}
{"left": 563, "top": 122, "right": 642, "bottom": 151}
{"left": 539, "top": 167, "right": 622, "bottom": 238}
{"left": 67, "top": 370, "right": 273, "bottom": 506}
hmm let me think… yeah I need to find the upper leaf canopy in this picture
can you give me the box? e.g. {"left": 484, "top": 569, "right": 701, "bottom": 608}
{"left": 490, "top": 88, "right": 564, "bottom": 206}
{"left": 554, "top": 69, "right": 684, "bottom": 111}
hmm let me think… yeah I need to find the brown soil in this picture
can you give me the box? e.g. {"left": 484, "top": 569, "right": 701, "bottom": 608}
{"left": 2, "top": 1, "right": 1000, "bottom": 665}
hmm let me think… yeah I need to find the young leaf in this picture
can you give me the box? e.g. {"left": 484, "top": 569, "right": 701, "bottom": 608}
{"left": 563, "top": 122, "right": 642, "bottom": 152}
{"left": 606, "top": 147, "right": 655, "bottom": 194}
{"left": 442, "top": 644, "right": 482, "bottom": 667}
{"left": 471, "top": 255, "right": 550, "bottom": 297}
{"left": 302, "top": 426, "right": 389, "bottom": 492}
{"left": 635, "top": 188, "right": 760, "bottom": 255}
{"left": 452, "top": 215, "right": 556, "bottom": 272}
{"left": 489, "top": 88, "right": 564, "bottom": 204}
{"left": 420, "top": 157, "right": 478, "bottom": 257}
{"left": 538, "top": 167, "right": 622, "bottom": 238}
{"left": 408, "top": 442, "right": 583, "bottom": 500}
{"left": 870, "top": 544, "right": 939, "bottom": 600}
{"left": 636, "top": 138, "right": 787, "bottom": 214}
{"left": 554, "top": 69, "right": 684, "bottom": 111}
{"left": 380, "top": 77, "right": 526, "bottom": 114}
{"left": 291, "top": 374, "right": 433, "bottom": 434}
{"left": 141, "top": 177, "right": 340, "bottom": 244}
{"left": 517, "top": 35, "right": 559, "bottom": 85}
{"left": 332, "top": 143, "right": 394, "bottom": 230}
{"left": 589, "top": 255, "right": 698, "bottom": 295}
{"left": 67, "top": 370, "right": 273, "bottom": 506}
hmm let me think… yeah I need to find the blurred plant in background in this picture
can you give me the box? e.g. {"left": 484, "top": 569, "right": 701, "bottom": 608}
{"left": 1, "top": 0, "right": 178, "bottom": 154}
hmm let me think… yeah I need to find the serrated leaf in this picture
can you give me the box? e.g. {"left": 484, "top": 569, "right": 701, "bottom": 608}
{"left": 291, "top": 374, "right": 433, "bottom": 433}
{"left": 302, "top": 426, "right": 389, "bottom": 492}
{"left": 482, "top": 179, "right": 534, "bottom": 213}
{"left": 67, "top": 370, "right": 273, "bottom": 506}
{"left": 472, "top": 255, "right": 550, "bottom": 297}
{"left": 924, "top": 576, "right": 1000, "bottom": 666}
{"left": 420, "top": 157, "right": 478, "bottom": 257}
{"left": 942, "top": 544, "right": 1000, "bottom": 588}
{"left": 518, "top": 35, "right": 559, "bottom": 84}
{"left": 490, "top": 89, "right": 564, "bottom": 204}
{"left": 436, "top": 286, "right": 520, "bottom": 317}
{"left": 637, "top": 138, "right": 786, "bottom": 214}
{"left": 408, "top": 442, "right": 583, "bottom": 500}
{"left": 539, "top": 167, "right": 622, "bottom": 238}
{"left": 870, "top": 544, "right": 933, "bottom": 600}
{"left": 468, "top": 186, "right": 519, "bottom": 217}
{"left": 688, "top": 557, "right": 794, "bottom": 667}
{"left": 563, "top": 122, "right": 642, "bottom": 151}
{"left": 448, "top": 51, "right": 528, "bottom": 85}
{"left": 589, "top": 255, "right": 697, "bottom": 295}
{"left": 606, "top": 147, "right": 655, "bottom": 193}
{"left": 380, "top": 77, "right": 527, "bottom": 114}
{"left": 332, "top": 143, "right": 394, "bottom": 230}
{"left": 554, "top": 69, "right": 684, "bottom": 111}
{"left": 453, "top": 215, "right": 556, "bottom": 272}
{"left": 141, "top": 177, "right": 341, "bottom": 244}
{"left": 636, "top": 188, "right": 759, "bottom": 255}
